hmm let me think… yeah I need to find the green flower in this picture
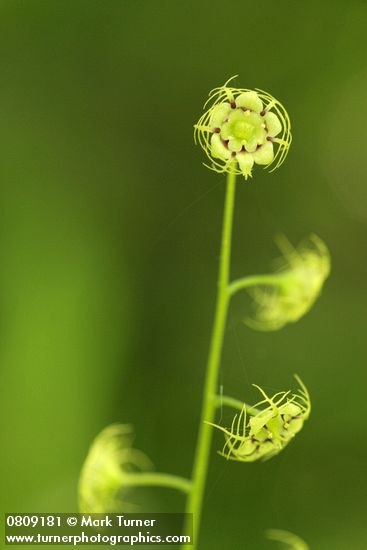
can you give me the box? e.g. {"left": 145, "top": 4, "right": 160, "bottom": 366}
{"left": 194, "top": 76, "right": 291, "bottom": 179}
{"left": 246, "top": 235, "right": 330, "bottom": 331}
{"left": 210, "top": 376, "right": 310, "bottom": 463}
{"left": 78, "top": 424, "right": 152, "bottom": 513}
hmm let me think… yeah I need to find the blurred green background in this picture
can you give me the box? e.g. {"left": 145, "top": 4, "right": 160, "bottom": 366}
{"left": 0, "top": 1, "right": 366, "bottom": 548}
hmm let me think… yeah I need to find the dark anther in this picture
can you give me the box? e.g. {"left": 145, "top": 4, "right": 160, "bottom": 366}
{"left": 256, "top": 143, "right": 262, "bottom": 150}
{"left": 266, "top": 136, "right": 273, "bottom": 142}
{"left": 230, "top": 100, "right": 236, "bottom": 109}
{"left": 260, "top": 110, "right": 266, "bottom": 116}
{"left": 231, "top": 152, "right": 236, "bottom": 158}
{"left": 214, "top": 127, "right": 221, "bottom": 133}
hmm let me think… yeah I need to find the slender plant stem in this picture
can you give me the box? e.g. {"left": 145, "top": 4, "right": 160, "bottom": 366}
{"left": 183, "top": 170, "right": 237, "bottom": 549}
{"left": 228, "top": 273, "right": 287, "bottom": 297}
{"left": 215, "top": 394, "right": 260, "bottom": 416}
{"left": 123, "top": 473, "right": 192, "bottom": 494}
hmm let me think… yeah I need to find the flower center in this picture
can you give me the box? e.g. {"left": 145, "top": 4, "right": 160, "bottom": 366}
{"left": 221, "top": 110, "right": 265, "bottom": 151}
{"left": 233, "top": 119, "right": 256, "bottom": 141}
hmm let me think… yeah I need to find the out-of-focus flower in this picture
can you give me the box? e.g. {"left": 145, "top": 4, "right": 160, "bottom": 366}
{"left": 266, "top": 529, "right": 309, "bottom": 550}
{"left": 210, "top": 376, "right": 310, "bottom": 463}
{"left": 246, "top": 234, "right": 330, "bottom": 331}
{"left": 194, "top": 76, "right": 291, "bottom": 179}
{"left": 78, "top": 424, "right": 152, "bottom": 513}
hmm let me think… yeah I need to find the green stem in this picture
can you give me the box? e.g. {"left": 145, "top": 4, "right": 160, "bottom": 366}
{"left": 124, "top": 473, "right": 192, "bottom": 494}
{"left": 215, "top": 394, "right": 260, "bottom": 416}
{"left": 183, "top": 170, "right": 237, "bottom": 549}
{"left": 228, "top": 273, "right": 286, "bottom": 297}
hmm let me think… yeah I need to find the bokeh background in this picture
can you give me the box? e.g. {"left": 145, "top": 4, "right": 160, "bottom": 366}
{"left": 0, "top": 1, "right": 366, "bottom": 548}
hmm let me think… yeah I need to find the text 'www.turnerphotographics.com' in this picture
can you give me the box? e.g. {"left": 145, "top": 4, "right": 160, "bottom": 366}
{"left": 4, "top": 513, "right": 193, "bottom": 545}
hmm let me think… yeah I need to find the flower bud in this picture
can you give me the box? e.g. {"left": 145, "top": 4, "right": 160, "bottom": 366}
{"left": 247, "top": 234, "right": 330, "bottom": 331}
{"left": 212, "top": 376, "right": 310, "bottom": 463}
{"left": 78, "top": 424, "right": 152, "bottom": 513}
{"left": 194, "top": 76, "right": 291, "bottom": 179}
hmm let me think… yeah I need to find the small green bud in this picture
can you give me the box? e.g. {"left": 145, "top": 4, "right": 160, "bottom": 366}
{"left": 247, "top": 234, "right": 330, "bottom": 331}
{"left": 266, "top": 529, "right": 309, "bottom": 550}
{"left": 194, "top": 76, "right": 291, "bottom": 179}
{"left": 210, "top": 376, "right": 310, "bottom": 463}
{"left": 78, "top": 424, "right": 152, "bottom": 513}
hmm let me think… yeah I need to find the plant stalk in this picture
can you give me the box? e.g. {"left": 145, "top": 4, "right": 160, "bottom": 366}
{"left": 183, "top": 170, "right": 237, "bottom": 548}
{"left": 123, "top": 473, "right": 192, "bottom": 494}
{"left": 215, "top": 394, "right": 260, "bottom": 416}
{"left": 228, "top": 273, "right": 290, "bottom": 296}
